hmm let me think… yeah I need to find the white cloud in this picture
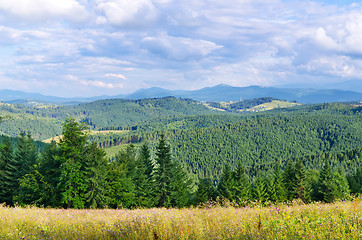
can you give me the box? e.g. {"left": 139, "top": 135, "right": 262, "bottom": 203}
{"left": 105, "top": 73, "right": 127, "bottom": 80}
{"left": 0, "top": 0, "right": 89, "bottom": 23}
{"left": 80, "top": 80, "right": 124, "bottom": 89}
{"left": 97, "top": 0, "right": 158, "bottom": 28}
{"left": 141, "top": 34, "right": 222, "bottom": 61}
{"left": 1, "top": 0, "right": 362, "bottom": 97}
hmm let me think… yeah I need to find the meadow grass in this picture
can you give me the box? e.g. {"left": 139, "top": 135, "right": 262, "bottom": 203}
{"left": 0, "top": 199, "right": 361, "bottom": 239}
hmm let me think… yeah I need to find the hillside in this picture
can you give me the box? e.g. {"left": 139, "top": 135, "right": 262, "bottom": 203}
{"left": 90, "top": 103, "right": 362, "bottom": 182}
{"left": 0, "top": 96, "right": 297, "bottom": 140}
{"left": 0, "top": 97, "right": 224, "bottom": 140}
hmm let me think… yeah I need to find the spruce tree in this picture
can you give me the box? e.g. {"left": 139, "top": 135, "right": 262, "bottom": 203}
{"left": 231, "top": 163, "right": 250, "bottom": 203}
{"left": 154, "top": 133, "right": 173, "bottom": 207}
{"left": 84, "top": 142, "right": 109, "bottom": 208}
{"left": 0, "top": 138, "right": 15, "bottom": 205}
{"left": 218, "top": 164, "right": 233, "bottom": 201}
{"left": 195, "top": 178, "right": 216, "bottom": 205}
{"left": 272, "top": 163, "right": 287, "bottom": 202}
{"left": 334, "top": 168, "right": 350, "bottom": 200}
{"left": 283, "top": 161, "right": 296, "bottom": 200}
{"left": 38, "top": 140, "right": 62, "bottom": 207}
{"left": 252, "top": 172, "right": 267, "bottom": 202}
{"left": 13, "top": 131, "right": 38, "bottom": 178}
{"left": 57, "top": 117, "right": 89, "bottom": 208}
{"left": 318, "top": 161, "right": 338, "bottom": 203}
{"left": 139, "top": 143, "right": 153, "bottom": 180}
{"left": 153, "top": 133, "right": 190, "bottom": 207}
{"left": 294, "top": 159, "right": 308, "bottom": 202}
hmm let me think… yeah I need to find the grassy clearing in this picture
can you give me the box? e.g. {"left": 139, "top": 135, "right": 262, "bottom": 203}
{"left": 247, "top": 100, "right": 300, "bottom": 112}
{"left": 0, "top": 199, "right": 361, "bottom": 239}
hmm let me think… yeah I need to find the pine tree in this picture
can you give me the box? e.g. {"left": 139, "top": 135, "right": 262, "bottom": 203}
{"left": 57, "top": 117, "right": 89, "bottom": 209}
{"left": 153, "top": 133, "right": 190, "bottom": 207}
{"left": 318, "top": 161, "right": 338, "bottom": 203}
{"left": 272, "top": 163, "right": 287, "bottom": 202}
{"left": 13, "top": 131, "right": 38, "bottom": 178}
{"left": 106, "top": 160, "right": 135, "bottom": 209}
{"left": 139, "top": 143, "right": 153, "bottom": 179}
{"left": 84, "top": 142, "right": 109, "bottom": 208}
{"left": 218, "top": 164, "right": 233, "bottom": 201}
{"left": 169, "top": 161, "right": 191, "bottom": 207}
{"left": 15, "top": 165, "right": 51, "bottom": 206}
{"left": 195, "top": 178, "right": 216, "bottom": 205}
{"left": 38, "top": 140, "right": 62, "bottom": 207}
{"left": 348, "top": 167, "right": 362, "bottom": 194}
{"left": 132, "top": 144, "right": 156, "bottom": 208}
{"left": 1, "top": 132, "right": 38, "bottom": 205}
{"left": 283, "top": 161, "right": 296, "bottom": 200}
{"left": 154, "top": 133, "right": 174, "bottom": 207}
{"left": 252, "top": 172, "right": 267, "bottom": 202}
{"left": 294, "top": 159, "right": 308, "bottom": 202}
{"left": 334, "top": 168, "right": 350, "bottom": 200}
{"left": 0, "top": 138, "right": 15, "bottom": 205}
{"left": 231, "top": 163, "right": 250, "bottom": 203}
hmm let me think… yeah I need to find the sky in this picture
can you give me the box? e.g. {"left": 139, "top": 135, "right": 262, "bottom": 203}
{"left": 0, "top": 0, "right": 362, "bottom": 97}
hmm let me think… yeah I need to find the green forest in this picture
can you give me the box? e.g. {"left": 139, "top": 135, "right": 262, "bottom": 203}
{"left": 0, "top": 98, "right": 361, "bottom": 208}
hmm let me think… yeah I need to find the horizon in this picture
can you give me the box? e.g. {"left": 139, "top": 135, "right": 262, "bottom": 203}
{"left": 1, "top": 83, "right": 362, "bottom": 100}
{"left": 0, "top": 1, "right": 362, "bottom": 97}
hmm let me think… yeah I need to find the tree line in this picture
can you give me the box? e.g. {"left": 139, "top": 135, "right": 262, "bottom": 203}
{"left": 0, "top": 117, "right": 361, "bottom": 208}
{"left": 0, "top": 117, "right": 191, "bottom": 208}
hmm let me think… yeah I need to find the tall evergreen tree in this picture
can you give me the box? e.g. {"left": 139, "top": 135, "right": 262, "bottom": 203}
{"left": 1, "top": 132, "right": 38, "bottom": 205}
{"left": 139, "top": 143, "right": 153, "bottom": 179}
{"left": 218, "top": 164, "right": 233, "bottom": 201}
{"left": 231, "top": 163, "right": 250, "bottom": 203}
{"left": 272, "top": 163, "right": 287, "bottom": 202}
{"left": 195, "top": 178, "right": 216, "bottom": 205}
{"left": 57, "top": 117, "right": 89, "bottom": 208}
{"left": 13, "top": 131, "right": 38, "bottom": 178}
{"left": 38, "top": 140, "right": 62, "bottom": 207}
{"left": 84, "top": 142, "right": 109, "bottom": 208}
{"left": 154, "top": 133, "right": 174, "bottom": 207}
{"left": 348, "top": 167, "right": 362, "bottom": 195}
{"left": 318, "top": 161, "right": 338, "bottom": 203}
{"left": 252, "top": 171, "right": 267, "bottom": 202}
{"left": 283, "top": 161, "right": 296, "bottom": 200}
{"left": 333, "top": 168, "right": 350, "bottom": 200}
{"left": 153, "top": 133, "right": 190, "bottom": 207}
{"left": 0, "top": 138, "right": 15, "bottom": 205}
{"left": 294, "top": 159, "right": 309, "bottom": 202}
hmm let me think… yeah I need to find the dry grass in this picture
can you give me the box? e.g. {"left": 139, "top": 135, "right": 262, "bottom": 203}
{"left": 0, "top": 199, "right": 361, "bottom": 239}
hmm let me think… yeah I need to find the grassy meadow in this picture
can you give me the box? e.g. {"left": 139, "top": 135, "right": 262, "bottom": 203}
{"left": 0, "top": 199, "right": 361, "bottom": 240}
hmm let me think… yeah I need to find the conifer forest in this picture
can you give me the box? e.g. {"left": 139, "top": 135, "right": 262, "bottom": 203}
{"left": 0, "top": 98, "right": 361, "bottom": 209}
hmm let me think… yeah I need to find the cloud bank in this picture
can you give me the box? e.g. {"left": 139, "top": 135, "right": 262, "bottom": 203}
{"left": 0, "top": 0, "right": 361, "bottom": 97}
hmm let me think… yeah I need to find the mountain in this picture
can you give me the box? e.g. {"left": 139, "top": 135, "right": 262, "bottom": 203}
{"left": 0, "top": 89, "right": 127, "bottom": 105}
{"left": 1, "top": 84, "right": 362, "bottom": 104}
{"left": 126, "top": 84, "right": 362, "bottom": 103}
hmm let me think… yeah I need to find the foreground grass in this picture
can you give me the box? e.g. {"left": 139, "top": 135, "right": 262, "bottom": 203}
{"left": 0, "top": 200, "right": 361, "bottom": 239}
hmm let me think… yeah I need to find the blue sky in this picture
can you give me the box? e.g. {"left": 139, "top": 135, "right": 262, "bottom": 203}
{"left": 0, "top": 0, "right": 361, "bottom": 97}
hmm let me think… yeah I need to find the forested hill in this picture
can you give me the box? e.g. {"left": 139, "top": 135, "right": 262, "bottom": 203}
{"left": 0, "top": 97, "right": 292, "bottom": 140}
{"left": 0, "top": 97, "right": 224, "bottom": 140}
{"left": 0, "top": 101, "right": 361, "bottom": 208}
{"left": 91, "top": 103, "right": 362, "bottom": 182}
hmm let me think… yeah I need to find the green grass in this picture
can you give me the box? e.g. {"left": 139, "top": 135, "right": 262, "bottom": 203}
{"left": 247, "top": 100, "right": 301, "bottom": 112}
{"left": 0, "top": 199, "right": 361, "bottom": 239}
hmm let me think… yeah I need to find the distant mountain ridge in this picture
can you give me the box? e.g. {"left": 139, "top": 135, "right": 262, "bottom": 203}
{"left": 125, "top": 84, "right": 362, "bottom": 103}
{"left": 1, "top": 84, "right": 362, "bottom": 104}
